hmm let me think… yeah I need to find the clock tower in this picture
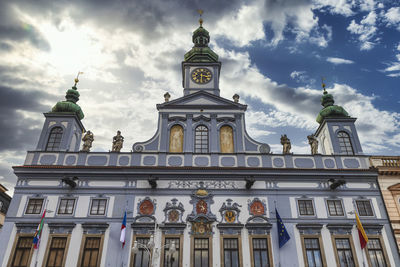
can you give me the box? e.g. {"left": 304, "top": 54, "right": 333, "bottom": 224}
{"left": 182, "top": 14, "right": 221, "bottom": 96}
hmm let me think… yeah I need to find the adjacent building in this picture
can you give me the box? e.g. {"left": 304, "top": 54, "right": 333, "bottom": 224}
{"left": 0, "top": 184, "right": 11, "bottom": 230}
{"left": 370, "top": 156, "right": 400, "bottom": 253}
{"left": 0, "top": 18, "right": 399, "bottom": 267}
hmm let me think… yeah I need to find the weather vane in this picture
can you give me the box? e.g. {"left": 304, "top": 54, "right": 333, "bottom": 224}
{"left": 197, "top": 9, "right": 203, "bottom": 26}
{"left": 321, "top": 76, "right": 326, "bottom": 92}
{"left": 74, "top": 71, "right": 84, "bottom": 87}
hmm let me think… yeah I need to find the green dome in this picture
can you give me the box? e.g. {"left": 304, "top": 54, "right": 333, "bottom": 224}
{"left": 184, "top": 25, "right": 219, "bottom": 63}
{"left": 316, "top": 90, "right": 349, "bottom": 124}
{"left": 51, "top": 85, "right": 84, "bottom": 120}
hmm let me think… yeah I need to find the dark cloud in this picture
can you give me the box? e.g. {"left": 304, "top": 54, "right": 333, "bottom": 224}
{"left": 0, "top": 85, "right": 56, "bottom": 151}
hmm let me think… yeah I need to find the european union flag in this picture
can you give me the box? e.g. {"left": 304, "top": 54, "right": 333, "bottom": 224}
{"left": 276, "top": 208, "right": 290, "bottom": 248}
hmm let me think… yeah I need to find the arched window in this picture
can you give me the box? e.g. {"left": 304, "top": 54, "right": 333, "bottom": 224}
{"left": 337, "top": 131, "right": 353, "bottom": 155}
{"left": 195, "top": 125, "right": 209, "bottom": 153}
{"left": 169, "top": 125, "right": 184, "bottom": 153}
{"left": 220, "top": 125, "right": 234, "bottom": 153}
{"left": 46, "top": 127, "right": 63, "bottom": 151}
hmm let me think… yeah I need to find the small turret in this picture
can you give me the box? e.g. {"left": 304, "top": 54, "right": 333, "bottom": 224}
{"left": 52, "top": 73, "right": 84, "bottom": 120}
{"left": 316, "top": 83, "right": 349, "bottom": 124}
{"left": 314, "top": 79, "right": 363, "bottom": 155}
{"left": 184, "top": 10, "right": 219, "bottom": 63}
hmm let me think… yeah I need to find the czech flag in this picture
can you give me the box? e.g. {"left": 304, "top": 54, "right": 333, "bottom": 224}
{"left": 120, "top": 211, "right": 127, "bottom": 248}
{"left": 33, "top": 209, "right": 46, "bottom": 249}
{"left": 356, "top": 212, "right": 368, "bottom": 249}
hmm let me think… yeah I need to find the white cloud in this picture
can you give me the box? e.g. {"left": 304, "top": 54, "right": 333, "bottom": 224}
{"left": 381, "top": 46, "right": 400, "bottom": 77}
{"left": 326, "top": 57, "right": 355, "bottom": 64}
{"left": 347, "top": 11, "right": 378, "bottom": 50}
{"left": 214, "top": 1, "right": 265, "bottom": 47}
{"left": 359, "top": 0, "right": 376, "bottom": 12}
{"left": 384, "top": 7, "right": 400, "bottom": 30}
{"left": 313, "top": 0, "right": 355, "bottom": 16}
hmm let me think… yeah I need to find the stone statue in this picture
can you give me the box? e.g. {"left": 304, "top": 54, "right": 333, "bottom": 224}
{"left": 81, "top": 131, "right": 94, "bottom": 152}
{"left": 112, "top": 130, "right": 124, "bottom": 152}
{"left": 307, "top": 134, "right": 319, "bottom": 155}
{"left": 280, "top": 134, "right": 291, "bottom": 154}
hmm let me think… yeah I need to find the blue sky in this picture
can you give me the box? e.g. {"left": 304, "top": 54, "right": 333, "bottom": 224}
{"left": 0, "top": 0, "right": 399, "bottom": 194}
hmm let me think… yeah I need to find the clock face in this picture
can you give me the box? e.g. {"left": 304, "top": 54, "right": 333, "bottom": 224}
{"left": 191, "top": 68, "right": 212, "bottom": 84}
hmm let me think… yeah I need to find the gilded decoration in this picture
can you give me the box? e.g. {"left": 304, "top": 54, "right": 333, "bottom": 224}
{"left": 191, "top": 220, "right": 213, "bottom": 235}
{"left": 169, "top": 125, "right": 184, "bottom": 153}
{"left": 187, "top": 182, "right": 217, "bottom": 234}
{"left": 220, "top": 125, "right": 234, "bottom": 153}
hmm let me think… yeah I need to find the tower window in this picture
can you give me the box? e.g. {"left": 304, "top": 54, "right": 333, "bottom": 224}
{"left": 337, "top": 131, "right": 354, "bottom": 155}
{"left": 195, "top": 125, "right": 208, "bottom": 153}
{"left": 46, "top": 127, "right": 63, "bottom": 151}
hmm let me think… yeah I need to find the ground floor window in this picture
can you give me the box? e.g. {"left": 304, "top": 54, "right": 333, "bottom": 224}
{"left": 367, "top": 238, "right": 388, "bottom": 267}
{"left": 303, "top": 237, "right": 324, "bottom": 267}
{"left": 79, "top": 235, "right": 103, "bottom": 267}
{"left": 133, "top": 237, "right": 151, "bottom": 267}
{"left": 45, "top": 236, "right": 69, "bottom": 267}
{"left": 194, "top": 238, "right": 209, "bottom": 267}
{"left": 334, "top": 238, "right": 356, "bottom": 267}
{"left": 9, "top": 235, "right": 34, "bottom": 267}
{"left": 162, "top": 237, "right": 180, "bottom": 267}
{"left": 251, "top": 238, "right": 271, "bottom": 267}
{"left": 223, "top": 238, "right": 240, "bottom": 267}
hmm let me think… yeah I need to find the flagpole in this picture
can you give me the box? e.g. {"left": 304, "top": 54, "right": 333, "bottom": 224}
{"left": 34, "top": 199, "right": 49, "bottom": 267}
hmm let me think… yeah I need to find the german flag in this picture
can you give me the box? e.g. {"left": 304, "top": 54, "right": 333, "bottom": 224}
{"left": 355, "top": 212, "right": 368, "bottom": 249}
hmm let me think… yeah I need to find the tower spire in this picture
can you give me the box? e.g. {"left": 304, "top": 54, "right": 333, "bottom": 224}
{"left": 198, "top": 9, "right": 203, "bottom": 27}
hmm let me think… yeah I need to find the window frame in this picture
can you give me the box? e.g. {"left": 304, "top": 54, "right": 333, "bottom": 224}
{"left": 77, "top": 234, "right": 104, "bottom": 267}
{"left": 7, "top": 234, "right": 35, "bottom": 267}
{"left": 337, "top": 131, "right": 354, "bottom": 155}
{"left": 220, "top": 235, "right": 243, "bottom": 267}
{"left": 249, "top": 234, "right": 273, "bottom": 267}
{"left": 191, "top": 235, "right": 213, "bottom": 267}
{"left": 300, "top": 234, "right": 327, "bottom": 267}
{"left": 194, "top": 125, "right": 209, "bottom": 154}
{"left": 24, "top": 198, "right": 44, "bottom": 215}
{"left": 297, "top": 199, "right": 316, "bottom": 216}
{"left": 160, "top": 234, "right": 183, "bottom": 267}
{"left": 331, "top": 235, "right": 359, "bottom": 267}
{"left": 89, "top": 198, "right": 108, "bottom": 216}
{"left": 42, "top": 234, "right": 71, "bottom": 267}
{"left": 355, "top": 199, "right": 375, "bottom": 217}
{"left": 326, "top": 199, "right": 345, "bottom": 217}
{"left": 365, "top": 235, "right": 391, "bottom": 267}
{"left": 57, "top": 198, "right": 77, "bottom": 216}
{"left": 130, "top": 234, "right": 152, "bottom": 267}
{"left": 45, "top": 126, "right": 64, "bottom": 151}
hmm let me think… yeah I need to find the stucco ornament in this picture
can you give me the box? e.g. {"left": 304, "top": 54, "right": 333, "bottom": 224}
{"left": 112, "top": 130, "right": 124, "bottom": 152}
{"left": 280, "top": 134, "right": 291, "bottom": 154}
{"left": 307, "top": 134, "right": 319, "bottom": 155}
{"left": 81, "top": 130, "right": 94, "bottom": 152}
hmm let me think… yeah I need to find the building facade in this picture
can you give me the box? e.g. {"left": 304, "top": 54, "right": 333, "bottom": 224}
{"left": 0, "top": 184, "right": 11, "bottom": 230}
{"left": 370, "top": 156, "right": 400, "bottom": 253}
{"left": 0, "top": 19, "right": 399, "bottom": 267}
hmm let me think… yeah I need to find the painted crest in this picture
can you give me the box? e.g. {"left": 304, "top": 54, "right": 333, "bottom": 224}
{"left": 249, "top": 199, "right": 265, "bottom": 216}
{"left": 163, "top": 198, "right": 185, "bottom": 223}
{"left": 196, "top": 200, "right": 208, "bottom": 214}
{"left": 219, "top": 199, "right": 242, "bottom": 224}
{"left": 137, "top": 197, "right": 156, "bottom": 216}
